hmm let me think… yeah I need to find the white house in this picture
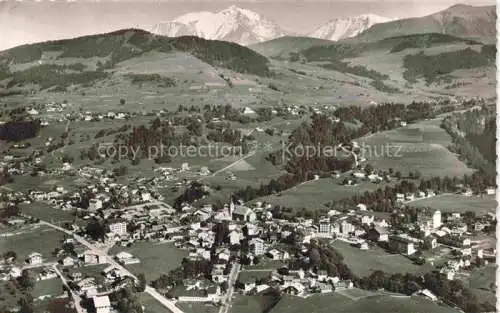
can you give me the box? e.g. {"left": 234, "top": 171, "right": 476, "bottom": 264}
{"left": 9, "top": 267, "right": 22, "bottom": 279}
{"left": 356, "top": 204, "right": 367, "bottom": 211}
{"left": 485, "top": 187, "right": 495, "bottom": 195}
{"left": 243, "top": 107, "right": 256, "bottom": 115}
{"left": 27, "top": 108, "right": 39, "bottom": 115}
{"left": 62, "top": 256, "right": 75, "bottom": 267}
{"left": 92, "top": 296, "right": 111, "bottom": 313}
{"left": 229, "top": 230, "right": 241, "bottom": 246}
{"left": 88, "top": 199, "right": 103, "bottom": 211}
{"left": 27, "top": 252, "right": 42, "bottom": 265}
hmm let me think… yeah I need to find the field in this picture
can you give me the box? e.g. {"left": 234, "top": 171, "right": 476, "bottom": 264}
{"left": 360, "top": 118, "right": 474, "bottom": 178}
{"left": 238, "top": 270, "right": 273, "bottom": 283}
{"left": 18, "top": 202, "right": 76, "bottom": 223}
{"left": 330, "top": 241, "right": 432, "bottom": 277}
{"left": 0, "top": 269, "right": 64, "bottom": 311}
{"left": 408, "top": 194, "right": 496, "bottom": 214}
{"left": 109, "top": 242, "right": 188, "bottom": 282}
{"left": 32, "top": 278, "right": 64, "bottom": 300}
{"left": 0, "top": 224, "right": 65, "bottom": 264}
{"left": 231, "top": 292, "right": 460, "bottom": 313}
{"left": 140, "top": 293, "right": 179, "bottom": 313}
{"left": 253, "top": 176, "right": 391, "bottom": 209}
{"left": 464, "top": 265, "right": 496, "bottom": 305}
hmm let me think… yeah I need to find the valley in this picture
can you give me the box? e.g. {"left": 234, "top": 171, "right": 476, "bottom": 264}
{"left": 0, "top": 3, "right": 496, "bottom": 313}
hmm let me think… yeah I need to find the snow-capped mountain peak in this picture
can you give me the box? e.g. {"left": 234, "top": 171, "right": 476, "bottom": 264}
{"left": 309, "top": 14, "right": 393, "bottom": 41}
{"left": 151, "top": 5, "right": 287, "bottom": 46}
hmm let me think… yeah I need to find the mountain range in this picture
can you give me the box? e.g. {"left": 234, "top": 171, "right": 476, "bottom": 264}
{"left": 308, "top": 14, "right": 393, "bottom": 41}
{"left": 151, "top": 4, "right": 495, "bottom": 46}
{"left": 151, "top": 5, "right": 287, "bottom": 46}
{"left": 151, "top": 6, "right": 392, "bottom": 45}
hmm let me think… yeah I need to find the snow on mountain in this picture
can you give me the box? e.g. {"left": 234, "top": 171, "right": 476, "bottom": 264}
{"left": 151, "top": 5, "right": 287, "bottom": 46}
{"left": 309, "top": 14, "right": 393, "bottom": 41}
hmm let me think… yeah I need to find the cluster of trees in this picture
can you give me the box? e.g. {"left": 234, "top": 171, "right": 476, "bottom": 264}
{"left": 84, "top": 220, "right": 107, "bottom": 242}
{"left": 442, "top": 110, "right": 496, "bottom": 177}
{"left": 354, "top": 271, "right": 495, "bottom": 313}
{"left": 8, "top": 64, "right": 109, "bottom": 90}
{"left": 467, "top": 116, "right": 496, "bottom": 165}
{"left": 323, "top": 60, "right": 388, "bottom": 81}
{"left": 152, "top": 258, "right": 213, "bottom": 292}
{"left": 203, "top": 104, "right": 247, "bottom": 123}
{"left": 206, "top": 128, "right": 241, "bottom": 146}
{"left": 173, "top": 181, "right": 210, "bottom": 210}
{"left": 300, "top": 43, "right": 364, "bottom": 62}
{"left": 111, "top": 118, "right": 191, "bottom": 162}
{"left": 334, "top": 101, "right": 434, "bottom": 133}
{"left": 108, "top": 286, "right": 144, "bottom": 313}
{"left": 168, "top": 36, "right": 271, "bottom": 77}
{"left": 389, "top": 34, "right": 476, "bottom": 54}
{"left": 0, "top": 119, "right": 41, "bottom": 141}
{"left": 293, "top": 241, "right": 353, "bottom": 279}
{"left": 0, "top": 204, "right": 20, "bottom": 222}
{"left": 403, "top": 46, "right": 496, "bottom": 84}
{"left": 0, "top": 167, "right": 14, "bottom": 186}
{"left": 126, "top": 74, "right": 176, "bottom": 88}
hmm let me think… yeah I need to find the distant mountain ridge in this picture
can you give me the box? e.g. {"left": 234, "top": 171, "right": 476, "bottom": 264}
{"left": 355, "top": 4, "right": 496, "bottom": 43}
{"left": 151, "top": 5, "right": 287, "bottom": 46}
{"left": 309, "top": 14, "right": 393, "bottom": 41}
{"left": 0, "top": 29, "right": 272, "bottom": 93}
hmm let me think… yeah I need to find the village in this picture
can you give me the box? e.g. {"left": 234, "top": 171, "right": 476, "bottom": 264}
{"left": 0, "top": 96, "right": 496, "bottom": 313}
{"left": 0, "top": 165, "right": 496, "bottom": 313}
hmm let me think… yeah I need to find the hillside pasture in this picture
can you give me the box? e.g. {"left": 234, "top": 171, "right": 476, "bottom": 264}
{"left": 329, "top": 241, "right": 432, "bottom": 277}
{"left": 253, "top": 176, "right": 389, "bottom": 209}
{"left": 360, "top": 119, "right": 474, "bottom": 178}
{"left": 407, "top": 194, "right": 495, "bottom": 214}
{"left": 266, "top": 293, "right": 459, "bottom": 313}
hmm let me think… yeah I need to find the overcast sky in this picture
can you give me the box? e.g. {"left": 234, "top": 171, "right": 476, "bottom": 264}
{"left": 0, "top": 0, "right": 496, "bottom": 50}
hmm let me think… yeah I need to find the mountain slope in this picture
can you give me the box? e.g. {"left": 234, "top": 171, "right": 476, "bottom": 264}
{"left": 249, "top": 36, "right": 334, "bottom": 59}
{"left": 151, "top": 5, "right": 287, "bottom": 46}
{"left": 0, "top": 29, "right": 271, "bottom": 92}
{"left": 310, "top": 14, "right": 393, "bottom": 41}
{"left": 355, "top": 4, "right": 496, "bottom": 43}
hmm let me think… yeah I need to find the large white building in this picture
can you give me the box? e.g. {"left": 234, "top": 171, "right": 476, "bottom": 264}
{"left": 340, "top": 221, "right": 355, "bottom": 235}
{"left": 108, "top": 221, "right": 127, "bottom": 236}
{"left": 27, "top": 252, "right": 42, "bottom": 265}
{"left": 250, "top": 238, "right": 265, "bottom": 256}
{"left": 318, "top": 219, "right": 331, "bottom": 233}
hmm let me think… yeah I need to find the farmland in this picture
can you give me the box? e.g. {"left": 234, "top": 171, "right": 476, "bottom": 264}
{"left": 109, "top": 242, "right": 188, "bottom": 282}
{"left": 329, "top": 241, "right": 432, "bottom": 277}
{"left": 253, "top": 177, "right": 390, "bottom": 209}
{"left": 231, "top": 292, "right": 460, "bottom": 313}
{"left": 0, "top": 224, "right": 66, "bottom": 265}
{"left": 408, "top": 194, "right": 496, "bottom": 214}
